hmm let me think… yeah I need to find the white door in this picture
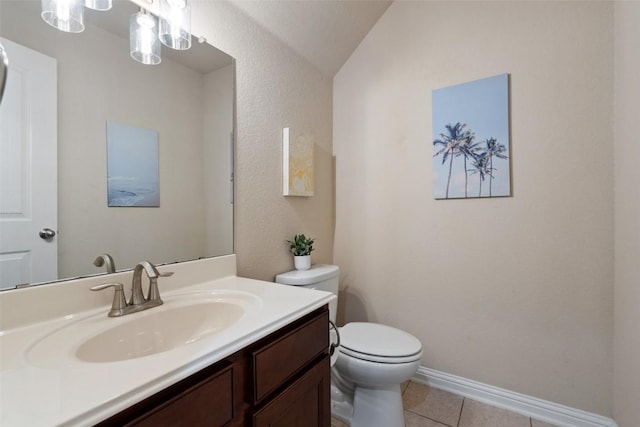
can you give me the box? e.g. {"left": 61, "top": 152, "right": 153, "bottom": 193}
{"left": 0, "top": 37, "right": 57, "bottom": 290}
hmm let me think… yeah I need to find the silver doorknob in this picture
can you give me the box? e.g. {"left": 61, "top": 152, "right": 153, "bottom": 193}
{"left": 39, "top": 228, "right": 56, "bottom": 240}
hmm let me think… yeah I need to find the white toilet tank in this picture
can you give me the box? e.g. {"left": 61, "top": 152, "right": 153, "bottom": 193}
{"left": 275, "top": 265, "right": 339, "bottom": 323}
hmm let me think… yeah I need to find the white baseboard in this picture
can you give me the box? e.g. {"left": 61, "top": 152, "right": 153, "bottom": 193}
{"left": 413, "top": 366, "right": 618, "bottom": 427}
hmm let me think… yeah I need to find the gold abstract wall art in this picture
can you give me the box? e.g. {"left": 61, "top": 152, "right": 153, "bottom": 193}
{"left": 282, "top": 127, "right": 314, "bottom": 197}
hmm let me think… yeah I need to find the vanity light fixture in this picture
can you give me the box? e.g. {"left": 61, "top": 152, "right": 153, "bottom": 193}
{"left": 159, "top": 0, "right": 192, "bottom": 50}
{"left": 130, "top": 8, "right": 161, "bottom": 65}
{"left": 40, "top": 0, "right": 175, "bottom": 66}
{"left": 41, "top": 0, "right": 85, "bottom": 33}
{"left": 84, "top": 0, "right": 112, "bottom": 11}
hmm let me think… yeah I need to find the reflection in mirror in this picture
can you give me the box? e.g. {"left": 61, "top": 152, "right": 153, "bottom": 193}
{"left": 0, "top": 0, "right": 234, "bottom": 290}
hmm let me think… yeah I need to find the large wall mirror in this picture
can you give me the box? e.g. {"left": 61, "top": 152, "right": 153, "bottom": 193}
{"left": 0, "top": 0, "right": 235, "bottom": 290}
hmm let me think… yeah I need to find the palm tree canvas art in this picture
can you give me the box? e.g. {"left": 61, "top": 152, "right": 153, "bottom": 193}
{"left": 432, "top": 74, "right": 511, "bottom": 199}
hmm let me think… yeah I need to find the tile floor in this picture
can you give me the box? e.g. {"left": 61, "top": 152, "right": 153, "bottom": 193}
{"left": 330, "top": 381, "right": 559, "bottom": 427}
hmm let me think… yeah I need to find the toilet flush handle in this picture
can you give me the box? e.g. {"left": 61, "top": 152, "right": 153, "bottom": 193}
{"left": 329, "top": 320, "right": 341, "bottom": 356}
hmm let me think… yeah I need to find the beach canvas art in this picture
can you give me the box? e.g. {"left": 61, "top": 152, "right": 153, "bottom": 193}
{"left": 282, "top": 127, "right": 314, "bottom": 197}
{"left": 432, "top": 74, "right": 511, "bottom": 199}
{"left": 106, "top": 122, "right": 160, "bottom": 207}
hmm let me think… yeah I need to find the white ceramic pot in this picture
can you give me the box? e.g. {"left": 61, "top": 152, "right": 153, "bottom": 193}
{"left": 294, "top": 255, "right": 311, "bottom": 271}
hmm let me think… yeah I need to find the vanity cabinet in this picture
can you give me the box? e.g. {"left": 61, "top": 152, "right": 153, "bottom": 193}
{"left": 253, "top": 358, "right": 330, "bottom": 427}
{"left": 97, "top": 306, "right": 330, "bottom": 427}
{"left": 251, "top": 308, "right": 331, "bottom": 427}
{"left": 124, "top": 364, "right": 237, "bottom": 427}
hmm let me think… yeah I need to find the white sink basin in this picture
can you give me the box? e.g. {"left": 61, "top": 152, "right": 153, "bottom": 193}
{"left": 76, "top": 301, "right": 244, "bottom": 363}
{"left": 26, "top": 291, "right": 261, "bottom": 368}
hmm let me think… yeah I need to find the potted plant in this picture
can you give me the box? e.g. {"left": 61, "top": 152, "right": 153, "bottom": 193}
{"left": 286, "top": 234, "right": 315, "bottom": 270}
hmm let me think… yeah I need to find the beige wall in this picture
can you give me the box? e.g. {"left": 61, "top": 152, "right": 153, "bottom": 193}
{"left": 191, "top": 2, "right": 335, "bottom": 281}
{"left": 613, "top": 2, "right": 640, "bottom": 426}
{"left": 334, "top": 1, "right": 614, "bottom": 416}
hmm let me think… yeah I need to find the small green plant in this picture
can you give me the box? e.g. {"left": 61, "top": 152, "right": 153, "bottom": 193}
{"left": 287, "top": 234, "right": 315, "bottom": 256}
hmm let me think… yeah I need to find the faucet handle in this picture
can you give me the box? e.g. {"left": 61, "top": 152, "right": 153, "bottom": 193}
{"left": 91, "top": 282, "right": 127, "bottom": 317}
{"left": 146, "top": 271, "right": 173, "bottom": 305}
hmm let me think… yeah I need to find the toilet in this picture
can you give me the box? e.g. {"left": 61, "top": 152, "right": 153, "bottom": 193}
{"left": 275, "top": 265, "right": 422, "bottom": 427}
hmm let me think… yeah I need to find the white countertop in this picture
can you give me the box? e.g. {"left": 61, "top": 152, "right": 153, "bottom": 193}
{"left": 0, "top": 274, "right": 334, "bottom": 426}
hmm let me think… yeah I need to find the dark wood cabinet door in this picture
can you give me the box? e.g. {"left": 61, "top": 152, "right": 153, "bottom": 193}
{"left": 252, "top": 355, "right": 330, "bottom": 427}
{"left": 128, "top": 366, "right": 234, "bottom": 427}
{"left": 252, "top": 310, "right": 329, "bottom": 404}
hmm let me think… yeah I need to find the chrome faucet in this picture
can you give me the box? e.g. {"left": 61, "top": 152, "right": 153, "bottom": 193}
{"left": 90, "top": 261, "right": 173, "bottom": 317}
{"left": 93, "top": 253, "right": 116, "bottom": 274}
{"left": 130, "top": 260, "right": 173, "bottom": 307}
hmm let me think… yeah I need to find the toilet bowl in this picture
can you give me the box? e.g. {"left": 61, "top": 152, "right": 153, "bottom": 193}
{"left": 275, "top": 265, "right": 423, "bottom": 427}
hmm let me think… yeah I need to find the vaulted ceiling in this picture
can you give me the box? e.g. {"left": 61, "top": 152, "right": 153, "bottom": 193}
{"left": 226, "top": 0, "right": 393, "bottom": 77}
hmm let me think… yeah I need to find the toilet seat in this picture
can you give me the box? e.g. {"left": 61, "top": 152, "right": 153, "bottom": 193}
{"left": 338, "top": 322, "right": 422, "bottom": 364}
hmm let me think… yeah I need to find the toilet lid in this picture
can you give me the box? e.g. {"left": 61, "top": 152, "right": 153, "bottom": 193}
{"left": 338, "top": 322, "right": 422, "bottom": 363}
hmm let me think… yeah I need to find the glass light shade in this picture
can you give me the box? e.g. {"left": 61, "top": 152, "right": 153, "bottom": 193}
{"left": 159, "top": 0, "right": 191, "bottom": 50}
{"left": 41, "top": 0, "right": 85, "bottom": 33}
{"left": 130, "top": 10, "right": 161, "bottom": 65}
{"left": 84, "top": 0, "right": 112, "bottom": 11}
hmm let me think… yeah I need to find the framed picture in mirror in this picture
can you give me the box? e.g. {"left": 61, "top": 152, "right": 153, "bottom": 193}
{"left": 106, "top": 122, "right": 160, "bottom": 208}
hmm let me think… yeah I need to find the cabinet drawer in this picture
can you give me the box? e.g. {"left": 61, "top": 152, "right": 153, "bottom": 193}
{"left": 253, "top": 355, "right": 331, "bottom": 427}
{"left": 128, "top": 365, "right": 234, "bottom": 427}
{"left": 252, "top": 309, "right": 329, "bottom": 403}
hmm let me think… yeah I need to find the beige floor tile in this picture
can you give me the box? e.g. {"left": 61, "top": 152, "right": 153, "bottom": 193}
{"left": 531, "top": 419, "right": 559, "bottom": 427}
{"left": 405, "top": 411, "right": 451, "bottom": 427}
{"left": 402, "top": 382, "right": 464, "bottom": 427}
{"left": 401, "top": 380, "right": 411, "bottom": 394}
{"left": 331, "top": 417, "right": 349, "bottom": 427}
{"left": 458, "top": 399, "right": 530, "bottom": 427}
